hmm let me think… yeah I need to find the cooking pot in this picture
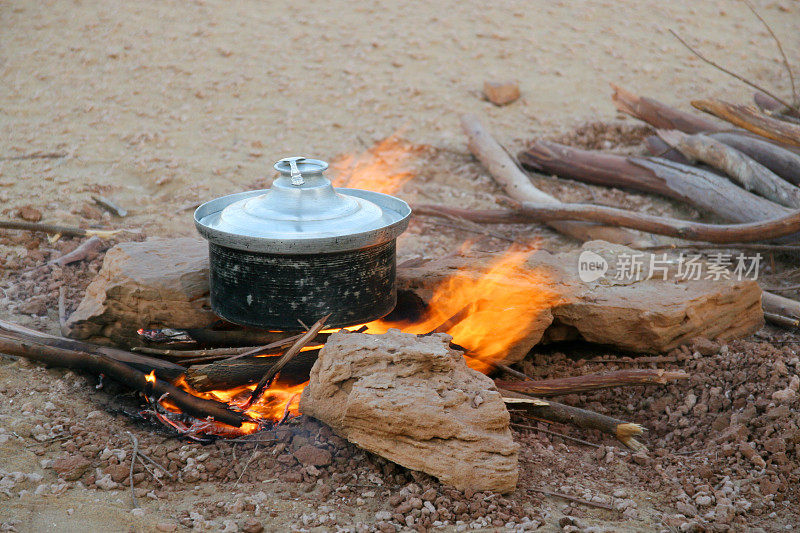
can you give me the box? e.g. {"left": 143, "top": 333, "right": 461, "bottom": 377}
{"left": 194, "top": 157, "right": 411, "bottom": 330}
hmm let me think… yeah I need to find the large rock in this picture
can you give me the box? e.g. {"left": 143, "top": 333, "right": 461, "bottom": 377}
{"left": 398, "top": 240, "right": 763, "bottom": 361}
{"left": 65, "top": 237, "right": 215, "bottom": 346}
{"left": 299, "top": 330, "right": 519, "bottom": 493}
{"left": 66, "top": 238, "right": 762, "bottom": 355}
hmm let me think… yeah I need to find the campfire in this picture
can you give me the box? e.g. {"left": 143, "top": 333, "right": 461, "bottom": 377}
{"left": 1, "top": 77, "right": 795, "bottom": 497}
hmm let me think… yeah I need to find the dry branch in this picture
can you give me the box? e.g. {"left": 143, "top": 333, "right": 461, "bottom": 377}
{"left": 0, "top": 319, "right": 185, "bottom": 380}
{"left": 244, "top": 314, "right": 329, "bottom": 408}
{"left": 0, "top": 220, "right": 120, "bottom": 239}
{"left": 0, "top": 333, "right": 246, "bottom": 427}
{"left": 670, "top": 30, "right": 799, "bottom": 115}
{"left": 415, "top": 201, "right": 800, "bottom": 243}
{"left": 610, "top": 84, "right": 721, "bottom": 133}
{"left": 501, "top": 389, "right": 644, "bottom": 450}
{"left": 763, "top": 291, "right": 800, "bottom": 320}
{"left": 657, "top": 130, "right": 800, "bottom": 208}
{"left": 519, "top": 141, "right": 791, "bottom": 225}
{"left": 692, "top": 99, "right": 800, "bottom": 147}
{"left": 460, "top": 113, "right": 653, "bottom": 246}
{"left": 496, "top": 369, "right": 689, "bottom": 396}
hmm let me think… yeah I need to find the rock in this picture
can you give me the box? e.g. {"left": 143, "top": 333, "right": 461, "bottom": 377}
{"left": 16, "top": 205, "right": 42, "bottom": 222}
{"left": 65, "top": 238, "right": 215, "bottom": 345}
{"left": 483, "top": 81, "right": 521, "bottom": 106}
{"left": 299, "top": 330, "right": 519, "bottom": 493}
{"left": 155, "top": 522, "right": 178, "bottom": 532}
{"left": 397, "top": 241, "right": 763, "bottom": 362}
{"left": 70, "top": 239, "right": 763, "bottom": 355}
{"left": 771, "top": 388, "right": 797, "bottom": 403}
{"left": 52, "top": 455, "right": 90, "bottom": 481}
{"left": 104, "top": 464, "right": 130, "bottom": 483}
{"left": 739, "top": 443, "right": 766, "bottom": 468}
{"left": 293, "top": 445, "right": 332, "bottom": 467}
{"left": 240, "top": 518, "right": 263, "bottom": 533}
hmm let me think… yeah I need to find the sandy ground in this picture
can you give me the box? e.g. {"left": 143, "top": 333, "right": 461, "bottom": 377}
{"left": 1, "top": 0, "right": 800, "bottom": 531}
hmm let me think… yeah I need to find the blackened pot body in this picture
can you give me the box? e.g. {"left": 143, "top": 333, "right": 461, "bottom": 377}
{"left": 209, "top": 240, "right": 396, "bottom": 330}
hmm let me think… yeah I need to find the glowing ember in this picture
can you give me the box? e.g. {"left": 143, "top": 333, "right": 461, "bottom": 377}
{"left": 330, "top": 132, "right": 425, "bottom": 195}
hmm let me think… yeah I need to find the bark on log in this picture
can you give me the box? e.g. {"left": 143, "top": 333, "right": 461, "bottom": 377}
{"left": 415, "top": 201, "right": 800, "bottom": 243}
{"left": 460, "top": 114, "right": 654, "bottom": 246}
{"left": 0, "top": 319, "right": 186, "bottom": 381}
{"left": 708, "top": 132, "right": 800, "bottom": 185}
{"left": 519, "top": 141, "right": 792, "bottom": 224}
{"left": 185, "top": 350, "right": 320, "bottom": 392}
{"left": 611, "top": 84, "right": 722, "bottom": 133}
{"left": 500, "top": 388, "right": 644, "bottom": 449}
{"left": 763, "top": 291, "right": 800, "bottom": 320}
{"left": 657, "top": 130, "right": 800, "bottom": 208}
{"left": 495, "top": 369, "right": 689, "bottom": 396}
{"left": 644, "top": 135, "right": 693, "bottom": 165}
{"left": 0, "top": 333, "right": 246, "bottom": 427}
{"left": 692, "top": 99, "right": 800, "bottom": 147}
{"left": 628, "top": 157, "right": 791, "bottom": 223}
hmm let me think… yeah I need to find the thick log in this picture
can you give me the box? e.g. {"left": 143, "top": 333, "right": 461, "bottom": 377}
{"left": 520, "top": 141, "right": 681, "bottom": 199}
{"left": 495, "top": 369, "right": 689, "bottom": 396}
{"left": 0, "top": 333, "right": 246, "bottom": 428}
{"left": 692, "top": 99, "right": 800, "bottom": 147}
{"left": 415, "top": 201, "right": 800, "bottom": 243}
{"left": 629, "top": 157, "right": 791, "bottom": 222}
{"left": 500, "top": 389, "right": 644, "bottom": 449}
{"left": 657, "top": 130, "right": 800, "bottom": 208}
{"left": 185, "top": 349, "right": 320, "bottom": 392}
{"left": 460, "top": 113, "right": 653, "bottom": 246}
{"left": 763, "top": 291, "right": 800, "bottom": 320}
{"left": 519, "top": 141, "right": 792, "bottom": 224}
{"left": 611, "top": 84, "right": 722, "bottom": 133}
{"left": 0, "top": 319, "right": 185, "bottom": 381}
{"left": 708, "top": 132, "right": 800, "bottom": 185}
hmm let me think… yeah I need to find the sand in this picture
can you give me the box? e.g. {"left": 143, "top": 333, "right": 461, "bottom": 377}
{"left": 1, "top": 0, "right": 799, "bottom": 531}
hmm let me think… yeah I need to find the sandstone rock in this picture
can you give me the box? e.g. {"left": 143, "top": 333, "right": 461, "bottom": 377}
{"left": 67, "top": 239, "right": 762, "bottom": 355}
{"left": 299, "top": 330, "right": 519, "bottom": 493}
{"left": 16, "top": 205, "right": 42, "bottom": 222}
{"left": 52, "top": 455, "right": 90, "bottom": 481}
{"left": 398, "top": 241, "right": 763, "bottom": 362}
{"left": 293, "top": 445, "right": 332, "bottom": 467}
{"left": 483, "top": 81, "right": 520, "bottom": 106}
{"left": 65, "top": 238, "right": 215, "bottom": 345}
{"left": 104, "top": 464, "right": 130, "bottom": 483}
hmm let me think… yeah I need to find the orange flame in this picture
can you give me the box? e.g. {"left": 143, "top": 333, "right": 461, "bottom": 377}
{"left": 362, "top": 246, "right": 560, "bottom": 373}
{"left": 167, "top": 247, "right": 559, "bottom": 437}
{"left": 145, "top": 370, "right": 156, "bottom": 384}
{"left": 330, "top": 132, "right": 425, "bottom": 195}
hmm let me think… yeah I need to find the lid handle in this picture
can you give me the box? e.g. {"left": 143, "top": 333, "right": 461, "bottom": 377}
{"left": 278, "top": 156, "right": 307, "bottom": 186}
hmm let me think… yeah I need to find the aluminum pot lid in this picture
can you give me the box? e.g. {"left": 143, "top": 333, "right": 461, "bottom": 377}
{"left": 194, "top": 157, "right": 411, "bottom": 254}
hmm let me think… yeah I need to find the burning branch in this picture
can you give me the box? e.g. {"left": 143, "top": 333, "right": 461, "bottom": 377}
{"left": 0, "top": 331, "right": 248, "bottom": 427}
{"left": 244, "top": 314, "right": 330, "bottom": 409}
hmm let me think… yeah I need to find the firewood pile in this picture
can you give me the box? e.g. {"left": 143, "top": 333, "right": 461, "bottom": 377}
{"left": 2, "top": 80, "right": 800, "bottom": 503}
